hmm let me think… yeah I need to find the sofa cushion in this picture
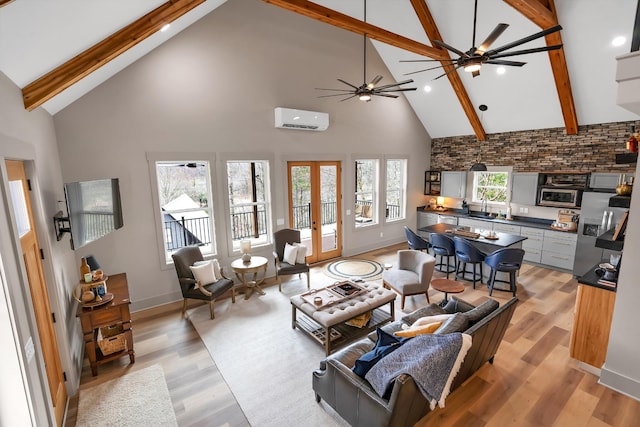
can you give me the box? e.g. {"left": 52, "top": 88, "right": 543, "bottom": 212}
{"left": 434, "top": 313, "right": 470, "bottom": 334}
{"left": 401, "top": 303, "right": 447, "bottom": 325}
{"left": 464, "top": 299, "right": 500, "bottom": 323}
{"left": 394, "top": 321, "right": 443, "bottom": 338}
{"left": 442, "top": 296, "right": 476, "bottom": 314}
{"left": 352, "top": 328, "right": 405, "bottom": 378}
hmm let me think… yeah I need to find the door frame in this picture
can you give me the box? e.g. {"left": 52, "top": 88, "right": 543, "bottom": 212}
{"left": 0, "top": 144, "right": 72, "bottom": 426}
{"left": 287, "top": 161, "right": 342, "bottom": 263}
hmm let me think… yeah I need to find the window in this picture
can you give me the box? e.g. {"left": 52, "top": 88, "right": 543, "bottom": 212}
{"left": 385, "top": 159, "right": 407, "bottom": 221}
{"left": 355, "top": 159, "right": 378, "bottom": 227}
{"left": 154, "top": 161, "right": 216, "bottom": 262}
{"left": 472, "top": 171, "right": 509, "bottom": 205}
{"left": 226, "top": 160, "right": 271, "bottom": 250}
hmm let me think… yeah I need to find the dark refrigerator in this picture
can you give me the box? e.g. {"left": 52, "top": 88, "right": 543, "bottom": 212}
{"left": 572, "top": 191, "right": 625, "bottom": 278}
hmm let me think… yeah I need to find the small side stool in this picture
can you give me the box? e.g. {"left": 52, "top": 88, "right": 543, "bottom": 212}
{"left": 430, "top": 278, "right": 465, "bottom": 306}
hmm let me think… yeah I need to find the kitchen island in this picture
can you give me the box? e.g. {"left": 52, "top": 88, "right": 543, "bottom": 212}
{"left": 419, "top": 223, "right": 527, "bottom": 283}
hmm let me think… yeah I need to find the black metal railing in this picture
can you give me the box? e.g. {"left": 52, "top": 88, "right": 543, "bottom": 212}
{"left": 163, "top": 215, "right": 211, "bottom": 251}
{"left": 355, "top": 200, "right": 401, "bottom": 219}
{"left": 231, "top": 209, "right": 267, "bottom": 240}
{"left": 291, "top": 202, "right": 337, "bottom": 229}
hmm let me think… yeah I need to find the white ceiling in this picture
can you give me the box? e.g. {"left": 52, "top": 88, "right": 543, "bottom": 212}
{"left": 1, "top": 0, "right": 638, "bottom": 137}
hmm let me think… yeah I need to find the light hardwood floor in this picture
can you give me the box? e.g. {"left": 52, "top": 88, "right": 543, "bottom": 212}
{"left": 65, "top": 243, "right": 640, "bottom": 426}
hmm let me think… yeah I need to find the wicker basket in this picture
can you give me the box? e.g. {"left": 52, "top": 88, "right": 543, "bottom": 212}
{"left": 98, "top": 333, "right": 126, "bottom": 355}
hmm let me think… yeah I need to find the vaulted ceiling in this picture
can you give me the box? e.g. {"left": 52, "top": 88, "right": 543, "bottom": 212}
{"left": 1, "top": 0, "right": 638, "bottom": 139}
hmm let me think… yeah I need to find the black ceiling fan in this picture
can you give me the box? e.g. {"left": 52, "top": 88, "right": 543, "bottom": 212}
{"left": 315, "top": 0, "right": 417, "bottom": 102}
{"left": 401, "top": 0, "right": 563, "bottom": 79}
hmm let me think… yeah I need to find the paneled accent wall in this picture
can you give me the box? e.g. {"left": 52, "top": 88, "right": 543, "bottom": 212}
{"left": 431, "top": 121, "right": 639, "bottom": 173}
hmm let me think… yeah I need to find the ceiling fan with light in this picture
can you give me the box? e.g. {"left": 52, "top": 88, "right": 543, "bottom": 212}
{"left": 315, "top": 0, "right": 416, "bottom": 102}
{"left": 401, "top": 0, "right": 563, "bottom": 79}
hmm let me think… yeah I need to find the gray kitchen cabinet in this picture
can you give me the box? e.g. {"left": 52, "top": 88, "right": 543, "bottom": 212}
{"left": 521, "top": 227, "right": 543, "bottom": 264}
{"left": 441, "top": 171, "right": 467, "bottom": 198}
{"left": 458, "top": 217, "right": 492, "bottom": 231}
{"left": 541, "top": 229, "right": 577, "bottom": 271}
{"left": 492, "top": 222, "right": 521, "bottom": 235}
{"left": 590, "top": 172, "right": 634, "bottom": 190}
{"left": 511, "top": 173, "right": 538, "bottom": 205}
{"left": 417, "top": 211, "right": 438, "bottom": 238}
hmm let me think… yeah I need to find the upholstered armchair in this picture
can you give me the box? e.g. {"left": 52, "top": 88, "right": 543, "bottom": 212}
{"left": 273, "top": 228, "right": 310, "bottom": 291}
{"left": 172, "top": 246, "right": 235, "bottom": 319}
{"left": 382, "top": 250, "right": 435, "bottom": 310}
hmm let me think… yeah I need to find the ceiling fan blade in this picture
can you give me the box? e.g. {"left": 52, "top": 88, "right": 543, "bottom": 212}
{"left": 433, "top": 40, "right": 469, "bottom": 58}
{"left": 336, "top": 79, "right": 360, "bottom": 89}
{"left": 367, "top": 75, "right": 383, "bottom": 88}
{"left": 375, "top": 87, "right": 417, "bottom": 93}
{"left": 489, "top": 44, "right": 562, "bottom": 60}
{"left": 315, "top": 88, "right": 356, "bottom": 92}
{"left": 404, "top": 64, "right": 447, "bottom": 76}
{"left": 338, "top": 94, "right": 359, "bottom": 102}
{"left": 399, "top": 59, "right": 456, "bottom": 63}
{"left": 485, "top": 59, "right": 526, "bottom": 67}
{"left": 374, "top": 79, "right": 414, "bottom": 90}
{"left": 432, "top": 65, "right": 464, "bottom": 81}
{"left": 476, "top": 23, "right": 509, "bottom": 53}
{"left": 488, "top": 25, "right": 562, "bottom": 55}
{"left": 317, "top": 93, "right": 359, "bottom": 98}
{"left": 372, "top": 93, "right": 399, "bottom": 98}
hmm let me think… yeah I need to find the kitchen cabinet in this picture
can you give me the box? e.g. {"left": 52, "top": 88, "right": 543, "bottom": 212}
{"left": 520, "top": 227, "right": 543, "bottom": 264}
{"left": 493, "top": 222, "right": 521, "bottom": 235}
{"left": 510, "top": 173, "right": 538, "bottom": 205}
{"left": 590, "top": 173, "right": 634, "bottom": 190}
{"left": 437, "top": 214, "right": 458, "bottom": 225}
{"left": 424, "top": 171, "right": 441, "bottom": 196}
{"left": 458, "top": 217, "right": 492, "bottom": 231}
{"left": 440, "top": 171, "right": 467, "bottom": 198}
{"left": 541, "top": 229, "right": 577, "bottom": 270}
{"left": 417, "top": 211, "right": 438, "bottom": 238}
{"left": 570, "top": 284, "right": 615, "bottom": 368}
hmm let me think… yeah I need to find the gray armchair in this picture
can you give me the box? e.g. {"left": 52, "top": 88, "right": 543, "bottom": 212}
{"left": 382, "top": 250, "right": 435, "bottom": 310}
{"left": 172, "top": 246, "right": 235, "bottom": 319}
{"left": 273, "top": 228, "right": 310, "bottom": 291}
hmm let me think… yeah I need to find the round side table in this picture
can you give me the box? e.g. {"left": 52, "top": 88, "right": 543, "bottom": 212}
{"left": 231, "top": 256, "right": 268, "bottom": 300}
{"left": 430, "top": 278, "right": 465, "bottom": 306}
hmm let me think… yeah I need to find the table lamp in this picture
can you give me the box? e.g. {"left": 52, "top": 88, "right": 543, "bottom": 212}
{"left": 241, "top": 240, "right": 252, "bottom": 263}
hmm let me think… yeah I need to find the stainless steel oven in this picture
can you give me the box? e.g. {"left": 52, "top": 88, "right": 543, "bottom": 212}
{"left": 538, "top": 187, "right": 581, "bottom": 208}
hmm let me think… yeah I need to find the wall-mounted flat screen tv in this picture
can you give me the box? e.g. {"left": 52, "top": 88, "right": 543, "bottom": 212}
{"left": 64, "top": 178, "right": 123, "bottom": 250}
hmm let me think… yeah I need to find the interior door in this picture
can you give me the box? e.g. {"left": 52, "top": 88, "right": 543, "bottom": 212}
{"left": 288, "top": 161, "right": 341, "bottom": 263}
{"left": 6, "top": 160, "right": 67, "bottom": 426}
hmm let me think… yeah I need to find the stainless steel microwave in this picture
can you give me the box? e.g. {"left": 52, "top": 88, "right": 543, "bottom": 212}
{"left": 538, "top": 187, "right": 582, "bottom": 208}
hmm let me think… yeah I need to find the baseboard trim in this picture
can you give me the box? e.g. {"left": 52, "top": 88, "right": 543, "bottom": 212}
{"left": 599, "top": 364, "right": 640, "bottom": 401}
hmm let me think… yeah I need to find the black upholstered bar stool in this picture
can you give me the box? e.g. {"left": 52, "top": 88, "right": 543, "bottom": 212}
{"left": 485, "top": 248, "right": 525, "bottom": 296}
{"left": 429, "top": 233, "right": 456, "bottom": 279}
{"left": 453, "top": 236, "right": 486, "bottom": 289}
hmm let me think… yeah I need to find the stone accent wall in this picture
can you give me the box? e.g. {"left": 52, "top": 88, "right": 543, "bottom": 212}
{"left": 431, "top": 121, "right": 639, "bottom": 173}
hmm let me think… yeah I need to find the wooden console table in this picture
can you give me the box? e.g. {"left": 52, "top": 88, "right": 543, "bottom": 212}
{"left": 76, "top": 272, "right": 134, "bottom": 376}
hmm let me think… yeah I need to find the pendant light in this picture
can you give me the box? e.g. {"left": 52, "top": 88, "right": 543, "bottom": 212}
{"left": 470, "top": 104, "right": 488, "bottom": 171}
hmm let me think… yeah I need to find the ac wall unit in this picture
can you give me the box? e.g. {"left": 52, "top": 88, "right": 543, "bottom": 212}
{"left": 274, "top": 107, "right": 329, "bottom": 131}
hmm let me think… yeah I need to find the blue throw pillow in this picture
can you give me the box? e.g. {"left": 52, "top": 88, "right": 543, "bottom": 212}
{"left": 352, "top": 328, "right": 405, "bottom": 378}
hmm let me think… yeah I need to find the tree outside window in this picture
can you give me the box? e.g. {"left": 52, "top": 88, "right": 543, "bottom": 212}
{"left": 227, "top": 160, "right": 271, "bottom": 249}
{"left": 386, "top": 159, "right": 407, "bottom": 221}
{"left": 472, "top": 171, "right": 509, "bottom": 205}
{"left": 155, "top": 161, "right": 215, "bottom": 261}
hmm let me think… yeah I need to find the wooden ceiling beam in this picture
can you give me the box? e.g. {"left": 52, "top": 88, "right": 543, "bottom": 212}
{"left": 0, "top": 0, "right": 16, "bottom": 8}
{"left": 22, "top": 0, "right": 205, "bottom": 111}
{"left": 410, "top": 0, "right": 485, "bottom": 141}
{"left": 262, "top": 0, "right": 446, "bottom": 59}
{"left": 504, "top": 0, "right": 578, "bottom": 135}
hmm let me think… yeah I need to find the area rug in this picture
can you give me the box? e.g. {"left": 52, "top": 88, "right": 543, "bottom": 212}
{"left": 76, "top": 364, "right": 177, "bottom": 427}
{"left": 189, "top": 281, "right": 350, "bottom": 427}
{"left": 324, "top": 258, "right": 384, "bottom": 281}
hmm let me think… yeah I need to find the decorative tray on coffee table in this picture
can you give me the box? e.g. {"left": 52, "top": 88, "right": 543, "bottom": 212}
{"left": 301, "top": 281, "right": 365, "bottom": 308}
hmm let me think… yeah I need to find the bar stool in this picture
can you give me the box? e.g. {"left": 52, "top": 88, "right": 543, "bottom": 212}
{"left": 485, "top": 248, "right": 525, "bottom": 296}
{"left": 404, "top": 226, "right": 430, "bottom": 253}
{"left": 453, "top": 237, "right": 486, "bottom": 289}
{"left": 429, "top": 233, "right": 456, "bottom": 279}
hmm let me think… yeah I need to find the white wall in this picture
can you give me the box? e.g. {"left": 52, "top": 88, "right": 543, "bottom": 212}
{"left": 53, "top": 0, "right": 431, "bottom": 311}
{"left": 0, "top": 71, "right": 80, "bottom": 424}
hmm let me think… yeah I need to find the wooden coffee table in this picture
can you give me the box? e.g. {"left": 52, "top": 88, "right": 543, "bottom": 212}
{"left": 231, "top": 256, "right": 268, "bottom": 299}
{"left": 431, "top": 278, "right": 465, "bottom": 305}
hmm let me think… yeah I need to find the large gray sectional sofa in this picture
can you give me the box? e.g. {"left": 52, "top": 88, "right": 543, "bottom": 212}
{"left": 312, "top": 296, "right": 518, "bottom": 427}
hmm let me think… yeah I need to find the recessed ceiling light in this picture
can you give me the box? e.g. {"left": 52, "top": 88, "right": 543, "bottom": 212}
{"left": 423, "top": 85, "right": 432, "bottom": 93}
{"left": 612, "top": 36, "right": 626, "bottom": 47}
{"left": 496, "top": 67, "right": 506, "bottom": 75}
{"left": 161, "top": 23, "right": 171, "bottom": 32}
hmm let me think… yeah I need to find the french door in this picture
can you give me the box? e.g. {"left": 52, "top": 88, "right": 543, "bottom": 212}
{"left": 288, "top": 161, "right": 342, "bottom": 263}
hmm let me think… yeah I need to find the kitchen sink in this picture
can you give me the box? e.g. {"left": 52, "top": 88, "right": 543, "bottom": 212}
{"left": 468, "top": 213, "right": 495, "bottom": 220}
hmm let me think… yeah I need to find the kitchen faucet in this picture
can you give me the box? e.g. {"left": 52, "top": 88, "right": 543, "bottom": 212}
{"left": 482, "top": 198, "right": 488, "bottom": 214}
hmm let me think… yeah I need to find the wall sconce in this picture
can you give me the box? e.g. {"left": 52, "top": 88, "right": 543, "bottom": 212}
{"left": 241, "top": 240, "right": 252, "bottom": 263}
{"left": 53, "top": 210, "right": 70, "bottom": 241}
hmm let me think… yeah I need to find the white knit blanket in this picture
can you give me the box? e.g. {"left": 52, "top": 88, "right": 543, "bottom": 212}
{"left": 365, "top": 333, "right": 472, "bottom": 409}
